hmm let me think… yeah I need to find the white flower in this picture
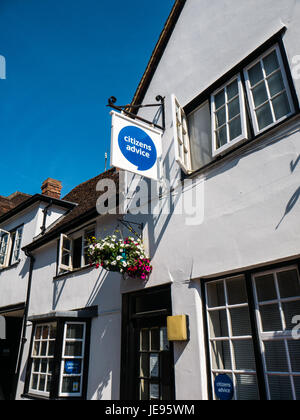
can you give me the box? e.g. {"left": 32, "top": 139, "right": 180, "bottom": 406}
{"left": 122, "top": 261, "right": 127, "bottom": 267}
{"left": 111, "top": 261, "right": 117, "bottom": 266}
{"left": 116, "top": 256, "right": 122, "bottom": 261}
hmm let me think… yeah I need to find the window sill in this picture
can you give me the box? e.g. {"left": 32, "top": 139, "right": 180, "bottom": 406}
{"left": 185, "top": 111, "right": 300, "bottom": 181}
{"left": 53, "top": 264, "right": 95, "bottom": 281}
{"left": 21, "top": 392, "right": 50, "bottom": 401}
{"left": 0, "top": 260, "right": 20, "bottom": 273}
{"left": 21, "top": 392, "right": 84, "bottom": 400}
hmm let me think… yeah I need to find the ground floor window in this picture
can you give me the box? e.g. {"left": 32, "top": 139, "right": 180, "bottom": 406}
{"left": 204, "top": 263, "right": 300, "bottom": 400}
{"left": 24, "top": 317, "right": 91, "bottom": 400}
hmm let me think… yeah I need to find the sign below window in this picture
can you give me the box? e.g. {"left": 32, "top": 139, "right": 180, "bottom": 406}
{"left": 64, "top": 360, "right": 81, "bottom": 375}
{"left": 110, "top": 111, "right": 162, "bottom": 181}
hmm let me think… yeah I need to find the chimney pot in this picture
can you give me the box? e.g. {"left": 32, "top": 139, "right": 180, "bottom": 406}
{"left": 41, "top": 178, "right": 62, "bottom": 200}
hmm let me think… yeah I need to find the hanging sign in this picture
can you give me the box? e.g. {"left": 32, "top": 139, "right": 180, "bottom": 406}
{"left": 110, "top": 111, "right": 162, "bottom": 181}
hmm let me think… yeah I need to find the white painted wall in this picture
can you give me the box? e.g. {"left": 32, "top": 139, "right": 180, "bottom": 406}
{"left": 15, "top": 215, "right": 122, "bottom": 400}
{"left": 0, "top": 202, "right": 74, "bottom": 309}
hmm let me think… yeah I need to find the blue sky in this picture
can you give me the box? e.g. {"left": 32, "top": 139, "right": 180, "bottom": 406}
{"left": 0, "top": 0, "right": 174, "bottom": 197}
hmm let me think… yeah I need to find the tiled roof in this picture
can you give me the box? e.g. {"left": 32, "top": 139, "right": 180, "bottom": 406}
{"left": 0, "top": 192, "right": 32, "bottom": 216}
{"left": 24, "top": 168, "right": 119, "bottom": 251}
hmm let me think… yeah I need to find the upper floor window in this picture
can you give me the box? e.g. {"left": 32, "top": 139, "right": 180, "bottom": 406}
{"left": 0, "top": 225, "right": 23, "bottom": 269}
{"left": 244, "top": 46, "right": 294, "bottom": 135}
{"left": 173, "top": 42, "right": 297, "bottom": 174}
{"left": 58, "top": 227, "right": 95, "bottom": 274}
{"left": 211, "top": 74, "right": 248, "bottom": 157}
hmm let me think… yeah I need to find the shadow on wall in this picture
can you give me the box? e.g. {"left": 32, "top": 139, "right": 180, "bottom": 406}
{"left": 276, "top": 185, "right": 300, "bottom": 230}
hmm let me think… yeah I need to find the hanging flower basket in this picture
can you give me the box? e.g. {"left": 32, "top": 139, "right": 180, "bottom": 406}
{"left": 87, "top": 235, "right": 152, "bottom": 281}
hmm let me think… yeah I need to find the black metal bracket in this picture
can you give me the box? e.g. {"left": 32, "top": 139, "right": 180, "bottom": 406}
{"left": 118, "top": 218, "right": 144, "bottom": 240}
{"left": 107, "top": 95, "right": 165, "bottom": 131}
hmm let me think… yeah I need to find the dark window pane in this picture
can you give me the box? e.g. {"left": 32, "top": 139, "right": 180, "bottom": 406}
{"left": 141, "top": 329, "right": 149, "bottom": 351}
{"left": 272, "top": 92, "right": 291, "bottom": 120}
{"left": 228, "top": 97, "right": 240, "bottom": 120}
{"left": 236, "top": 374, "right": 260, "bottom": 400}
{"left": 31, "top": 374, "right": 38, "bottom": 390}
{"left": 263, "top": 50, "right": 279, "bottom": 76}
{"left": 268, "top": 71, "right": 285, "bottom": 97}
{"left": 252, "top": 82, "right": 268, "bottom": 107}
{"left": 287, "top": 340, "right": 300, "bottom": 372}
{"left": 227, "top": 277, "right": 247, "bottom": 305}
{"left": 207, "top": 281, "right": 225, "bottom": 308}
{"left": 209, "top": 310, "right": 228, "bottom": 338}
{"left": 277, "top": 269, "right": 300, "bottom": 299}
{"left": 233, "top": 340, "right": 256, "bottom": 370}
{"left": 255, "top": 274, "right": 277, "bottom": 301}
{"left": 66, "top": 324, "right": 84, "bottom": 339}
{"left": 227, "top": 80, "right": 239, "bottom": 100}
{"left": 256, "top": 103, "right": 273, "bottom": 130}
{"left": 264, "top": 341, "right": 288, "bottom": 372}
{"left": 216, "top": 107, "right": 226, "bottom": 127}
{"left": 62, "top": 376, "right": 81, "bottom": 394}
{"left": 215, "top": 89, "right": 225, "bottom": 109}
{"left": 260, "top": 304, "right": 282, "bottom": 331}
{"left": 229, "top": 117, "right": 242, "bottom": 140}
{"left": 230, "top": 307, "right": 252, "bottom": 336}
{"left": 64, "top": 341, "right": 83, "bottom": 357}
{"left": 72, "top": 237, "right": 83, "bottom": 269}
{"left": 150, "top": 329, "right": 160, "bottom": 351}
{"left": 282, "top": 300, "right": 300, "bottom": 330}
{"left": 216, "top": 126, "right": 227, "bottom": 148}
{"left": 140, "top": 379, "right": 149, "bottom": 400}
{"left": 211, "top": 340, "right": 231, "bottom": 370}
{"left": 38, "top": 375, "right": 46, "bottom": 392}
{"left": 248, "top": 62, "right": 264, "bottom": 86}
{"left": 268, "top": 375, "right": 293, "bottom": 400}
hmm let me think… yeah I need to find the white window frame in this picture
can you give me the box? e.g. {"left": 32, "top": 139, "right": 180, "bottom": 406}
{"left": 58, "top": 233, "right": 73, "bottom": 272}
{"left": 0, "top": 229, "right": 12, "bottom": 269}
{"left": 244, "top": 44, "right": 295, "bottom": 136}
{"left": 59, "top": 322, "right": 86, "bottom": 398}
{"left": 252, "top": 265, "right": 300, "bottom": 401}
{"left": 29, "top": 323, "right": 57, "bottom": 397}
{"left": 58, "top": 227, "right": 95, "bottom": 273}
{"left": 205, "top": 275, "right": 258, "bottom": 401}
{"left": 171, "top": 94, "right": 192, "bottom": 174}
{"left": 211, "top": 74, "right": 248, "bottom": 158}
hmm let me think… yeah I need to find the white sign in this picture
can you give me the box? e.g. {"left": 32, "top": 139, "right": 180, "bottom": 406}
{"left": 110, "top": 111, "right": 162, "bottom": 181}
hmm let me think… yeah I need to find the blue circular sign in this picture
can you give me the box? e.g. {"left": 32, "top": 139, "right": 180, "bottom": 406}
{"left": 118, "top": 126, "right": 157, "bottom": 172}
{"left": 214, "top": 374, "right": 234, "bottom": 401}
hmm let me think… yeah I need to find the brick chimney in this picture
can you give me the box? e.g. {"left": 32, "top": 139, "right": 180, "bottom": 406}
{"left": 41, "top": 178, "right": 62, "bottom": 200}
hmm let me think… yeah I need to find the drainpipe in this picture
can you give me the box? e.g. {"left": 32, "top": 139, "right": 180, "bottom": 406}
{"left": 12, "top": 250, "right": 35, "bottom": 400}
{"left": 40, "top": 200, "right": 53, "bottom": 235}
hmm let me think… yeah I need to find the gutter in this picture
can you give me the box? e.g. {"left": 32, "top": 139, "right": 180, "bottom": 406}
{"left": 13, "top": 250, "right": 35, "bottom": 400}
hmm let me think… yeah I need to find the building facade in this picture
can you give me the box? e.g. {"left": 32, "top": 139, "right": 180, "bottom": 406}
{"left": 1, "top": 0, "right": 300, "bottom": 401}
{"left": 119, "top": 0, "right": 300, "bottom": 401}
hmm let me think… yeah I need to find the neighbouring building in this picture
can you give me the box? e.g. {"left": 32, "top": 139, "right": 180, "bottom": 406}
{"left": 0, "top": 179, "right": 76, "bottom": 399}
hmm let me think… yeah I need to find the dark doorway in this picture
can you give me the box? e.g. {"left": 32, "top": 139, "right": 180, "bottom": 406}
{"left": 0, "top": 308, "right": 24, "bottom": 400}
{"left": 120, "top": 285, "right": 175, "bottom": 400}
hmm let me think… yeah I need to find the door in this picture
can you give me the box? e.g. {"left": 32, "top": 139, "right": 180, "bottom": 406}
{"left": 0, "top": 316, "right": 23, "bottom": 400}
{"left": 121, "top": 285, "right": 175, "bottom": 400}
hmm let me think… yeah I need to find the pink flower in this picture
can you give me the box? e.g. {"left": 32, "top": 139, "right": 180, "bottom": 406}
{"left": 141, "top": 273, "right": 146, "bottom": 280}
